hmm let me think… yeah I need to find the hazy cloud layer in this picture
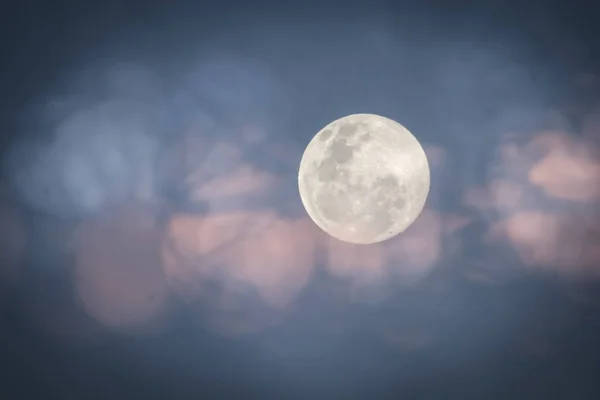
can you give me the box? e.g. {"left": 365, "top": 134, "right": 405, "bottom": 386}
{"left": 3, "top": 7, "right": 600, "bottom": 370}
{"left": 7, "top": 96, "right": 164, "bottom": 218}
{"left": 464, "top": 127, "right": 600, "bottom": 280}
{"left": 72, "top": 204, "right": 168, "bottom": 331}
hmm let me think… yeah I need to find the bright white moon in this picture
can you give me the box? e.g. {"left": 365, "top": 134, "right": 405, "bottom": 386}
{"left": 298, "top": 113, "right": 430, "bottom": 244}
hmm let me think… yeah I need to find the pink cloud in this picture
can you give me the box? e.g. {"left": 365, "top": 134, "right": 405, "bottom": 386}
{"left": 162, "top": 211, "right": 318, "bottom": 335}
{"left": 72, "top": 204, "right": 169, "bottom": 332}
{"left": 464, "top": 121, "right": 600, "bottom": 279}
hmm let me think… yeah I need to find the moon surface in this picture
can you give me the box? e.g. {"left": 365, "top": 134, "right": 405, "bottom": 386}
{"left": 298, "top": 114, "right": 430, "bottom": 244}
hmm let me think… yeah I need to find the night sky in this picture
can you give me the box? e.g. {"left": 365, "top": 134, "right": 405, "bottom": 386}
{"left": 2, "top": 1, "right": 600, "bottom": 398}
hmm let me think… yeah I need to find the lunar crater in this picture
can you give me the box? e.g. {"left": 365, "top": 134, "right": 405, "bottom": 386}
{"left": 319, "top": 129, "right": 333, "bottom": 141}
{"left": 328, "top": 139, "right": 354, "bottom": 164}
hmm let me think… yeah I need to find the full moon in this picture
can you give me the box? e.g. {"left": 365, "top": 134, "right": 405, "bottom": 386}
{"left": 298, "top": 114, "right": 430, "bottom": 244}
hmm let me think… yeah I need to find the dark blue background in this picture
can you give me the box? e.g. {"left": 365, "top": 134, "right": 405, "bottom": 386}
{"left": 2, "top": 1, "right": 600, "bottom": 398}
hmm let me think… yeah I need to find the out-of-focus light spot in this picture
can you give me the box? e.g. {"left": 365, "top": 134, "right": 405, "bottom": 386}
{"left": 162, "top": 212, "right": 277, "bottom": 280}
{"left": 72, "top": 204, "right": 168, "bottom": 332}
{"left": 489, "top": 180, "right": 527, "bottom": 210}
{"left": 528, "top": 140, "right": 600, "bottom": 202}
{"left": 8, "top": 99, "right": 161, "bottom": 218}
{"left": 490, "top": 210, "right": 600, "bottom": 277}
{"left": 491, "top": 211, "right": 561, "bottom": 267}
{"left": 529, "top": 151, "right": 600, "bottom": 201}
{"left": 466, "top": 119, "right": 600, "bottom": 280}
{"left": 162, "top": 211, "right": 318, "bottom": 335}
{"left": 178, "top": 140, "right": 281, "bottom": 209}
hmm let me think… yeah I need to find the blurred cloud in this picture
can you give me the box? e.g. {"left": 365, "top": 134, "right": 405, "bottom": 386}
{"left": 186, "top": 144, "right": 279, "bottom": 205}
{"left": 162, "top": 211, "right": 318, "bottom": 335}
{"left": 71, "top": 203, "right": 168, "bottom": 332}
{"left": 490, "top": 210, "right": 600, "bottom": 276}
{"left": 465, "top": 179, "right": 528, "bottom": 213}
{"left": 322, "top": 209, "right": 446, "bottom": 300}
{"left": 192, "top": 164, "right": 277, "bottom": 201}
{"left": 529, "top": 137, "right": 600, "bottom": 202}
{"left": 464, "top": 115, "right": 600, "bottom": 280}
{"left": 6, "top": 64, "right": 164, "bottom": 219}
{"left": 6, "top": 5, "right": 600, "bottom": 363}
{"left": 172, "top": 52, "right": 286, "bottom": 142}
